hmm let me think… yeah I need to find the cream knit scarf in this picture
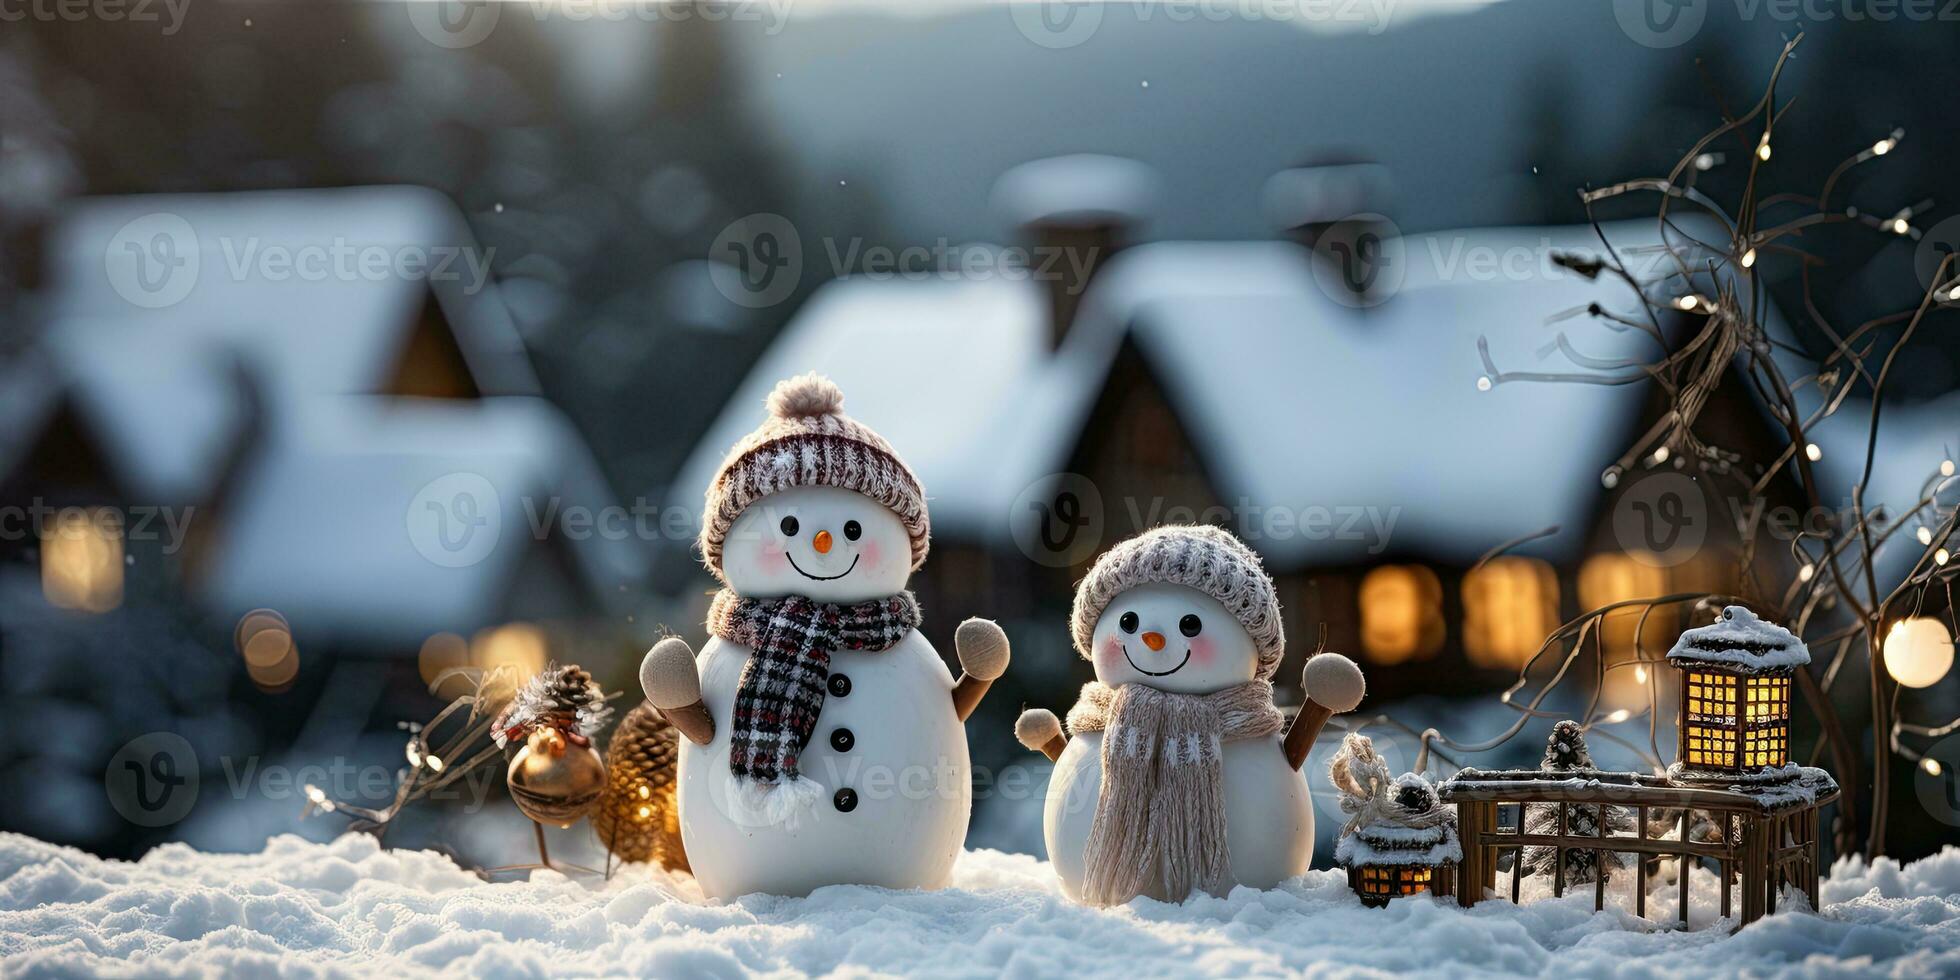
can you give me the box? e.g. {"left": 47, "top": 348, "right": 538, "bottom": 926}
{"left": 1065, "top": 680, "right": 1284, "bottom": 905}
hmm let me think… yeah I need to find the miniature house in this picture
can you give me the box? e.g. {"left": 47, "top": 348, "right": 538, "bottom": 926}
{"left": 1336, "top": 775, "right": 1461, "bottom": 907}
{"left": 1667, "top": 606, "right": 1807, "bottom": 778}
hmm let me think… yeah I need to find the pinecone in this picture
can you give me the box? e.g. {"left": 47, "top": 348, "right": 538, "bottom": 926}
{"left": 497, "top": 663, "right": 613, "bottom": 754}
{"left": 1521, "top": 722, "right": 1632, "bottom": 884}
{"left": 592, "top": 703, "right": 688, "bottom": 872}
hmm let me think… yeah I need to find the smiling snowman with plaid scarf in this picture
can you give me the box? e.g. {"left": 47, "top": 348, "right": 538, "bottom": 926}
{"left": 640, "top": 373, "right": 1009, "bottom": 899}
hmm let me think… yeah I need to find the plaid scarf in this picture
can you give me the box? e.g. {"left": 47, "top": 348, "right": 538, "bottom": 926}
{"left": 1066, "top": 680, "right": 1284, "bottom": 905}
{"left": 707, "top": 588, "right": 921, "bottom": 827}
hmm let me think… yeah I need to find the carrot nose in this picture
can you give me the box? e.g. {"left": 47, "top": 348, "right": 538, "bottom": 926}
{"left": 1142, "top": 631, "right": 1166, "bottom": 651}
{"left": 813, "top": 530, "right": 834, "bottom": 554}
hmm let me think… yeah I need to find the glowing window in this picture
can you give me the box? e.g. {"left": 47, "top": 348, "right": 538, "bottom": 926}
{"left": 1462, "top": 557, "right": 1560, "bottom": 670}
{"left": 41, "top": 507, "right": 124, "bottom": 613}
{"left": 1358, "top": 565, "right": 1445, "bottom": 665}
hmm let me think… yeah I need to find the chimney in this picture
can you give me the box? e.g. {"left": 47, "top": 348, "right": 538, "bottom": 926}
{"left": 1262, "top": 160, "right": 1396, "bottom": 306}
{"left": 991, "top": 154, "right": 1156, "bottom": 349}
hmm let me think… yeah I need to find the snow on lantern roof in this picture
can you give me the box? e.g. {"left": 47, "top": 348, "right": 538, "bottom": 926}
{"left": 35, "top": 186, "right": 539, "bottom": 505}
{"left": 1666, "top": 606, "right": 1810, "bottom": 672}
{"left": 1336, "top": 816, "right": 1462, "bottom": 867}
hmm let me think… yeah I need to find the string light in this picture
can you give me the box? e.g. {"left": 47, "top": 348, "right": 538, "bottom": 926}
{"left": 1798, "top": 563, "right": 1815, "bottom": 583}
{"left": 426, "top": 755, "right": 446, "bottom": 773}
{"left": 1741, "top": 247, "right": 1757, "bottom": 268}
{"left": 1806, "top": 442, "right": 1823, "bottom": 462}
{"left": 1891, "top": 216, "right": 1911, "bottom": 236}
{"left": 1757, "top": 134, "right": 1773, "bottom": 161}
{"left": 1675, "top": 294, "right": 1710, "bottom": 313}
{"left": 1919, "top": 526, "right": 1935, "bottom": 546}
{"left": 1873, "top": 136, "right": 1896, "bottom": 156}
{"left": 1476, "top": 375, "right": 1493, "bottom": 392}
{"left": 1937, "top": 548, "right": 1951, "bottom": 566}
{"left": 1633, "top": 664, "right": 1649, "bottom": 683}
{"left": 1652, "top": 446, "right": 1671, "bottom": 464}
{"left": 1606, "top": 709, "right": 1632, "bottom": 723}
{"left": 1942, "top": 459, "right": 1956, "bottom": 477}
{"left": 1926, "top": 758, "right": 1944, "bottom": 777}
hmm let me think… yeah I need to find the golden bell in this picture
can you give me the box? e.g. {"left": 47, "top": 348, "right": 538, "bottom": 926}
{"left": 507, "top": 727, "right": 607, "bottom": 827}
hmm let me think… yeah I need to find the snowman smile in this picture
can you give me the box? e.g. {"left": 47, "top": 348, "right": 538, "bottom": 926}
{"left": 786, "top": 552, "right": 860, "bottom": 581}
{"left": 1120, "top": 643, "right": 1191, "bottom": 677}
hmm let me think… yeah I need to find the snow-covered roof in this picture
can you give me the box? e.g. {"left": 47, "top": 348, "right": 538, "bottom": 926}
{"left": 1335, "top": 818, "right": 1462, "bottom": 867}
{"left": 34, "top": 186, "right": 539, "bottom": 504}
{"left": 674, "top": 220, "right": 1669, "bottom": 569}
{"left": 199, "top": 397, "right": 645, "bottom": 648}
{"left": 1666, "top": 606, "right": 1810, "bottom": 672}
{"left": 990, "top": 154, "right": 1158, "bottom": 229}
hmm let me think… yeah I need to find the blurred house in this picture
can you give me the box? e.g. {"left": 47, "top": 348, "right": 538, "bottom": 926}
{"left": 671, "top": 157, "right": 1757, "bottom": 702}
{"left": 5, "top": 186, "right": 643, "bottom": 659}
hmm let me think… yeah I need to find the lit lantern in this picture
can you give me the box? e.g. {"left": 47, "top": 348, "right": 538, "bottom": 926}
{"left": 1882, "top": 617, "right": 1955, "bottom": 689}
{"left": 1667, "top": 606, "right": 1807, "bottom": 777}
{"left": 40, "top": 507, "right": 124, "bottom": 613}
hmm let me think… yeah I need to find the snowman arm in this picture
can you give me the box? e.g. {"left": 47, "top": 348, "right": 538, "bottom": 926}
{"left": 1015, "top": 708, "right": 1067, "bottom": 762}
{"left": 642, "top": 637, "right": 715, "bottom": 746}
{"left": 951, "top": 618, "right": 1010, "bottom": 722}
{"left": 1283, "top": 653, "right": 1366, "bottom": 770}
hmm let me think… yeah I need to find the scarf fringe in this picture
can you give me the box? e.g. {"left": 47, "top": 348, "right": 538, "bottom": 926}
{"left": 1069, "top": 681, "right": 1282, "bottom": 906}
{"left": 727, "top": 775, "right": 827, "bottom": 833}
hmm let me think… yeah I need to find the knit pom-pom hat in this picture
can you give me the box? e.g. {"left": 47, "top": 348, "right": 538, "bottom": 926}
{"left": 698, "top": 373, "right": 929, "bottom": 582}
{"left": 1070, "top": 524, "right": 1285, "bottom": 681}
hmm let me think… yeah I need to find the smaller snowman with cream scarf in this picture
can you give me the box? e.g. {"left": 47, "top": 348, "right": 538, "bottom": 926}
{"left": 1017, "top": 525, "right": 1366, "bottom": 905}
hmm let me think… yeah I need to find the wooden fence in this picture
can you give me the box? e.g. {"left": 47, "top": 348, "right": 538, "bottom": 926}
{"left": 1438, "top": 768, "right": 1838, "bottom": 928}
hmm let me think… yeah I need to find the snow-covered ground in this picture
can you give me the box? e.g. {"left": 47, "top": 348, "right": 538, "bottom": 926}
{"left": 1, "top": 832, "right": 1956, "bottom": 979}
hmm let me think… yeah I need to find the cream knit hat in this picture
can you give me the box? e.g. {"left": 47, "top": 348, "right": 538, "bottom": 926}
{"left": 1070, "top": 524, "right": 1285, "bottom": 681}
{"left": 698, "top": 373, "right": 929, "bottom": 582}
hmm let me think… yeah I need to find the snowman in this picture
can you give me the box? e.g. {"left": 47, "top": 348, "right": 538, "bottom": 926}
{"left": 640, "top": 373, "right": 1009, "bottom": 900}
{"left": 1014, "top": 524, "right": 1365, "bottom": 905}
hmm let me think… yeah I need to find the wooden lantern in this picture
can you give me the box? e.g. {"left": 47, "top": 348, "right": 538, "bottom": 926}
{"left": 1667, "top": 606, "right": 1807, "bottom": 778}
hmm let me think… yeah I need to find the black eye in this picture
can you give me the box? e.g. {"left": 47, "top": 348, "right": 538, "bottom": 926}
{"left": 1179, "top": 615, "right": 1202, "bottom": 637}
{"left": 844, "top": 520, "right": 862, "bottom": 541}
{"left": 779, "top": 516, "right": 799, "bottom": 537}
{"left": 1118, "top": 611, "right": 1139, "bottom": 634}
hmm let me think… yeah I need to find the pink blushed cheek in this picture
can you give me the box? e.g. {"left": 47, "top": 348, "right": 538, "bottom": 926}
{"left": 860, "top": 539, "right": 883, "bottom": 570}
{"left": 1097, "top": 634, "right": 1124, "bottom": 668}
{"left": 755, "top": 543, "right": 788, "bottom": 574}
{"left": 1188, "top": 636, "right": 1215, "bottom": 667}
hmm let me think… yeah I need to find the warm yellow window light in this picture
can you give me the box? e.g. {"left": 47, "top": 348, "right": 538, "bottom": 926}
{"left": 1579, "top": 552, "right": 1671, "bottom": 658}
{"left": 1883, "top": 617, "right": 1955, "bottom": 689}
{"left": 473, "top": 622, "right": 549, "bottom": 681}
{"left": 1462, "top": 557, "right": 1559, "bottom": 670}
{"left": 41, "top": 507, "right": 124, "bottom": 613}
{"left": 1358, "top": 565, "right": 1445, "bottom": 665}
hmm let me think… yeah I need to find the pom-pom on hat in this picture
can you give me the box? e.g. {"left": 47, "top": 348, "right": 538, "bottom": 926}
{"left": 697, "top": 373, "right": 929, "bottom": 582}
{"left": 1070, "top": 524, "right": 1285, "bottom": 681}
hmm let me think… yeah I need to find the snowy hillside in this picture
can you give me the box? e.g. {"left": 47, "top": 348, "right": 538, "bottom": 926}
{"left": 1, "top": 833, "right": 1956, "bottom": 977}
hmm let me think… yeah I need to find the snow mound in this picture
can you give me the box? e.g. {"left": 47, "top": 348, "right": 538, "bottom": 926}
{"left": 2, "top": 832, "right": 1957, "bottom": 978}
